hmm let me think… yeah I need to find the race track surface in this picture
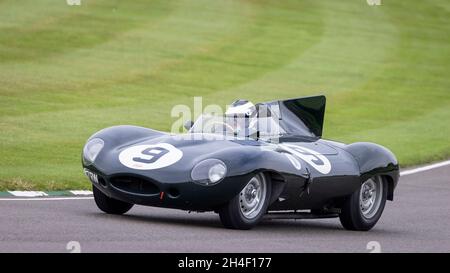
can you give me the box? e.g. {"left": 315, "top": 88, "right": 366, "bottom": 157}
{"left": 1, "top": 165, "right": 449, "bottom": 253}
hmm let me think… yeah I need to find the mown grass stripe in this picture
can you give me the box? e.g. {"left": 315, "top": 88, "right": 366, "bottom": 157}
{"left": 0, "top": 0, "right": 448, "bottom": 190}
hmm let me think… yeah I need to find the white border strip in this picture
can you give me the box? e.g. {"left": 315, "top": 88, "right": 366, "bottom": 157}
{"left": 400, "top": 160, "right": 450, "bottom": 176}
{"left": 70, "top": 190, "right": 93, "bottom": 195}
{"left": 8, "top": 191, "right": 48, "bottom": 197}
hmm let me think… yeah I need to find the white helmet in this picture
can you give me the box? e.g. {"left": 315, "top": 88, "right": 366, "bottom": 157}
{"left": 225, "top": 100, "right": 257, "bottom": 137}
{"left": 225, "top": 99, "right": 256, "bottom": 117}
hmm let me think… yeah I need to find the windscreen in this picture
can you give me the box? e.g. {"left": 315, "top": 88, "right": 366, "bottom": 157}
{"left": 264, "top": 95, "right": 326, "bottom": 138}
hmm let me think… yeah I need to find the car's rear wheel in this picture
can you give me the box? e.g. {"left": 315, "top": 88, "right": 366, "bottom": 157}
{"left": 339, "top": 175, "right": 388, "bottom": 231}
{"left": 93, "top": 186, "right": 134, "bottom": 215}
{"left": 219, "top": 173, "right": 271, "bottom": 230}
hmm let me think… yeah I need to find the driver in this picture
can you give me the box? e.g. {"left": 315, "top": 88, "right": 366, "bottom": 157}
{"left": 224, "top": 100, "right": 258, "bottom": 137}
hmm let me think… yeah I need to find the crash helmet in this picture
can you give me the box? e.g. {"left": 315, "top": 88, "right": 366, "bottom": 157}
{"left": 225, "top": 99, "right": 257, "bottom": 136}
{"left": 225, "top": 99, "right": 257, "bottom": 117}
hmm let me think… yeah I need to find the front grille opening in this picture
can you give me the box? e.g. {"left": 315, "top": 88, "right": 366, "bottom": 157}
{"left": 109, "top": 176, "right": 159, "bottom": 195}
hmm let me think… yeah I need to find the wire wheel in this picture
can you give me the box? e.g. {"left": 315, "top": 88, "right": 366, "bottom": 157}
{"left": 359, "top": 176, "right": 384, "bottom": 219}
{"left": 239, "top": 173, "right": 267, "bottom": 220}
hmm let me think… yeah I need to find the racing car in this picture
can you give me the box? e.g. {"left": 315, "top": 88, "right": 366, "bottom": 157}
{"left": 82, "top": 95, "right": 399, "bottom": 230}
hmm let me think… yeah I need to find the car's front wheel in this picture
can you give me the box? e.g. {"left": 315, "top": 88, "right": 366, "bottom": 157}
{"left": 339, "top": 175, "right": 388, "bottom": 231}
{"left": 93, "top": 186, "right": 134, "bottom": 215}
{"left": 219, "top": 173, "right": 271, "bottom": 230}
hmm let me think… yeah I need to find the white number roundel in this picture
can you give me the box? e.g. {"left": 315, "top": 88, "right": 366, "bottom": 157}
{"left": 279, "top": 144, "right": 332, "bottom": 174}
{"left": 118, "top": 143, "right": 183, "bottom": 170}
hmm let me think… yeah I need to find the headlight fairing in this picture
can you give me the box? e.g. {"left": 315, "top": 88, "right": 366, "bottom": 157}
{"left": 191, "top": 159, "right": 227, "bottom": 186}
{"left": 83, "top": 138, "right": 104, "bottom": 165}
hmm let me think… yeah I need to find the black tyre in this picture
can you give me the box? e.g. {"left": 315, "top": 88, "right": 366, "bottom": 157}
{"left": 339, "top": 175, "right": 388, "bottom": 231}
{"left": 219, "top": 173, "right": 271, "bottom": 230}
{"left": 93, "top": 186, "right": 134, "bottom": 215}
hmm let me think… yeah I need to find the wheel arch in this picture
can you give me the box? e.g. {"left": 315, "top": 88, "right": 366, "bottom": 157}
{"left": 381, "top": 174, "right": 395, "bottom": 201}
{"left": 344, "top": 142, "right": 400, "bottom": 201}
{"left": 263, "top": 170, "right": 287, "bottom": 205}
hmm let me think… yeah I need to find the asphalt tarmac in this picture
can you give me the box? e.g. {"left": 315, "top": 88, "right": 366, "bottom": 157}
{"left": 0, "top": 165, "right": 449, "bottom": 253}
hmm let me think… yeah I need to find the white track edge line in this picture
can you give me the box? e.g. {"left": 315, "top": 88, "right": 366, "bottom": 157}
{"left": 400, "top": 160, "right": 450, "bottom": 176}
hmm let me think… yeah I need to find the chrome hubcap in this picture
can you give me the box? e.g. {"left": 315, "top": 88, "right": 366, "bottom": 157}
{"left": 239, "top": 174, "right": 267, "bottom": 219}
{"left": 359, "top": 176, "right": 383, "bottom": 219}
